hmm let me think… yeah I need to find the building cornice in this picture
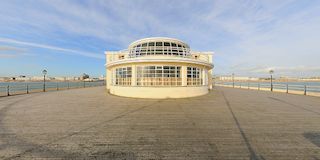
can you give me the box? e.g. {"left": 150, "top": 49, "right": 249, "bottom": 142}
{"left": 105, "top": 57, "right": 214, "bottom": 69}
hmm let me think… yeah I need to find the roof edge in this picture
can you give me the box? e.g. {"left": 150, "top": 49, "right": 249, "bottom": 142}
{"left": 129, "top": 37, "right": 189, "bottom": 48}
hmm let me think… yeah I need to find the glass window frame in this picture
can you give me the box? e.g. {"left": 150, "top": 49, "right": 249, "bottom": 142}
{"left": 136, "top": 65, "right": 181, "bottom": 86}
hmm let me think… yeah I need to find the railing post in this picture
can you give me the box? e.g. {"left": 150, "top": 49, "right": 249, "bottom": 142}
{"left": 258, "top": 83, "right": 260, "bottom": 90}
{"left": 57, "top": 83, "right": 59, "bottom": 91}
{"left": 43, "top": 75, "right": 46, "bottom": 92}
{"left": 27, "top": 84, "right": 29, "bottom": 94}
{"left": 83, "top": 81, "right": 85, "bottom": 88}
{"left": 286, "top": 84, "right": 288, "bottom": 93}
{"left": 68, "top": 82, "right": 70, "bottom": 89}
{"left": 7, "top": 85, "right": 10, "bottom": 96}
{"left": 304, "top": 85, "right": 307, "bottom": 95}
{"left": 270, "top": 74, "right": 273, "bottom": 92}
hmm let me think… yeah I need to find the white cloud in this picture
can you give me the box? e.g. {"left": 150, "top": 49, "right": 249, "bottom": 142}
{"left": 205, "top": 0, "right": 320, "bottom": 77}
{"left": 0, "top": 45, "right": 34, "bottom": 58}
{"left": 0, "top": 37, "right": 103, "bottom": 59}
{"left": 0, "top": 0, "right": 320, "bottom": 77}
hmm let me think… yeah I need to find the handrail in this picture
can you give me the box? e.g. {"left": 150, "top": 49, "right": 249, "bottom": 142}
{"left": 0, "top": 81, "right": 105, "bottom": 97}
{"left": 107, "top": 49, "right": 210, "bottom": 63}
{"left": 214, "top": 80, "right": 320, "bottom": 96}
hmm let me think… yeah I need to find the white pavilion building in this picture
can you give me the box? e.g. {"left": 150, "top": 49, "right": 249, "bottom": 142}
{"left": 105, "top": 37, "right": 214, "bottom": 98}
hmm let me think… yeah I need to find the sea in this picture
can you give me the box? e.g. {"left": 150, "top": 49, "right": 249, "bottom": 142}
{"left": 1, "top": 81, "right": 320, "bottom": 95}
{"left": 0, "top": 81, "right": 104, "bottom": 96}
{"left": 215, "top": 81, "right": 320, "bottom": 93}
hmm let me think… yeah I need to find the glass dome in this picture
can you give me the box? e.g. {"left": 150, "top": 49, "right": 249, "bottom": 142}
{"left": 128, "top": 37, "right": 191, "bottom": 58}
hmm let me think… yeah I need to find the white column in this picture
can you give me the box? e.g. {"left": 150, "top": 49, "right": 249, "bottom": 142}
{"left": 131, "top": 65, "right": 136, "bottom": 86}
{"left": 208, "top": 69, "right": 213, "bottom": 89}
{"left": 202, "top": 69, "right": 206, "bottom": 85}
{"left": 106, "top": 68, "right": 111, "bottom": 89}
{"left": 182, "top": 66, "right": 187, "bottom": 86}
{"left": 112, "top": 69, "right": 116, "bottom": 86}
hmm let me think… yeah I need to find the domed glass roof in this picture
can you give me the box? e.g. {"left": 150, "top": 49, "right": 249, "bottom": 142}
{"left": 128, "top": 37, "right": 191, "bottom": 58}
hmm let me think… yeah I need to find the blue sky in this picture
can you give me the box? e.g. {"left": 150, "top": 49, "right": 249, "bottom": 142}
{"left": 0, "top": 0, "right": 320, "bottom": 78}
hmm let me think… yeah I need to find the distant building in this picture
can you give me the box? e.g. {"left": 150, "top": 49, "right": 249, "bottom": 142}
{"left": 47, "top": 76, "right": 83, "bottom": 81}
{"left": 217, "top": 76, "right": 259, "bottom": 81}
{"left": 278, "top": 76, "right": 299, "bottom": 81}
{"left": 54, "top": 77, "right": 67, "bottom": 81}
{"left": 66, "top": 77, "right": 80, "bottom": 81}
{"left": 30, "top": 76, "right": 43, "bottom": 81}
{"left": 0, "top": 77, "right": 9, "bottom": 81}
{"left": 99, "top": 75, "right": 105, "bottom": 80}
{"left": 15, "top": 75, "right": 31, "bottom": 81}
{"left": 300, "top": 77, "right": 320, "bottom": 81}
{"left": 30, "top": 76, "right": 54, "bottom": 81}
{"left": 82, "top": 78, "right": 100, "bottom": 82}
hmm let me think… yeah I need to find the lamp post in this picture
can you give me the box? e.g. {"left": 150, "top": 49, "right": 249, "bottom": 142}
{"left": 269, "top": 70, "right": 274, "bottom": 91}
{"left": 232, "top": 73, "right": 235, "bottom": 88}
{"left": 42, "top": 69, "right": 47, "bottom": 92}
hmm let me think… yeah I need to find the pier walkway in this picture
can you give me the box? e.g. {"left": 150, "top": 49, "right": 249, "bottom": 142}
{"left": 0, "top": 86, "right": 320, "bottom": 159}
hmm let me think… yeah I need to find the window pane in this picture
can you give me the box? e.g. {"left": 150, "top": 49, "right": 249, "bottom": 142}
{"left": 156, "top": 42, "right": 162, "bottom": 46}
{"left": 113, "top": 67, "right": 132, "bottom": 86}
{"left": 136, "top": 65, "right": 181, "bottom": 86}
{"left": 186, "top": 67, "right": 203, "bottom": 86}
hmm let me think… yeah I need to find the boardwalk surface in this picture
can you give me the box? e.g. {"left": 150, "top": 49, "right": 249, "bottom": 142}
{"left": 0, "top": 86, "right": 320, "bottom": 159}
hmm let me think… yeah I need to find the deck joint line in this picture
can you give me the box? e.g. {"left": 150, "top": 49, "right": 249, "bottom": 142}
{"left": 221, "top": 90, "right": 262, "bottom": 160}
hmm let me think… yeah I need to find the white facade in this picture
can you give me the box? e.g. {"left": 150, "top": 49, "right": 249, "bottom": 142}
{"left": 105, "top": 37, "right": 214, "bottom": 99}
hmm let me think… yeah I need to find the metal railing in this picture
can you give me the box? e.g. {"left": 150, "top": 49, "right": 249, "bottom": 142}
{"left": 214, "top": 81, "right": 320, "bottom": 96}
{"left": 0, "top": 81, "right": 105, "bottom": 97}
{"left": 107, "top": 49, "right": 210, "bottom": 63}
{"left": 129, "top": 46, "right": 191, "bottom": 56}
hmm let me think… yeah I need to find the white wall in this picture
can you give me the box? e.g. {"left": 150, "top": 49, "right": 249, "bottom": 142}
{"left": 109, "top": 86, "right": 209, "bottom": 99}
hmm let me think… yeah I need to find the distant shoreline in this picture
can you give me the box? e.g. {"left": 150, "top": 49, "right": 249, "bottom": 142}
{"left": 0, "top": 80, "right": 105, "bottom": 83}
{"left": 214, "top": 79, "right": 320, "bottom": 82}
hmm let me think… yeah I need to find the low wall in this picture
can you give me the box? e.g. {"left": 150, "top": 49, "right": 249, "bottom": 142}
{"left": 109, "top": 86, "right": 209, "bottom": 99}
{"left": 215, "top": 84, "right": 320, "bottom": 97}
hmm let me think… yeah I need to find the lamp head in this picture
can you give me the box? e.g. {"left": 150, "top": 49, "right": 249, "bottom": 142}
{"left": 42, "top": 69, "right": 47, "bottom": 75}
{"left": 269, "top": 70, "right": 274, "bottom": 74}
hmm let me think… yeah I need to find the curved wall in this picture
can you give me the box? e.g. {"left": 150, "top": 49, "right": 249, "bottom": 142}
{"left": 105, "top": 37, "right": 214, "bottom": 99}
{"left": 109, "top": 86, "right": 209, "bottom": 99}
